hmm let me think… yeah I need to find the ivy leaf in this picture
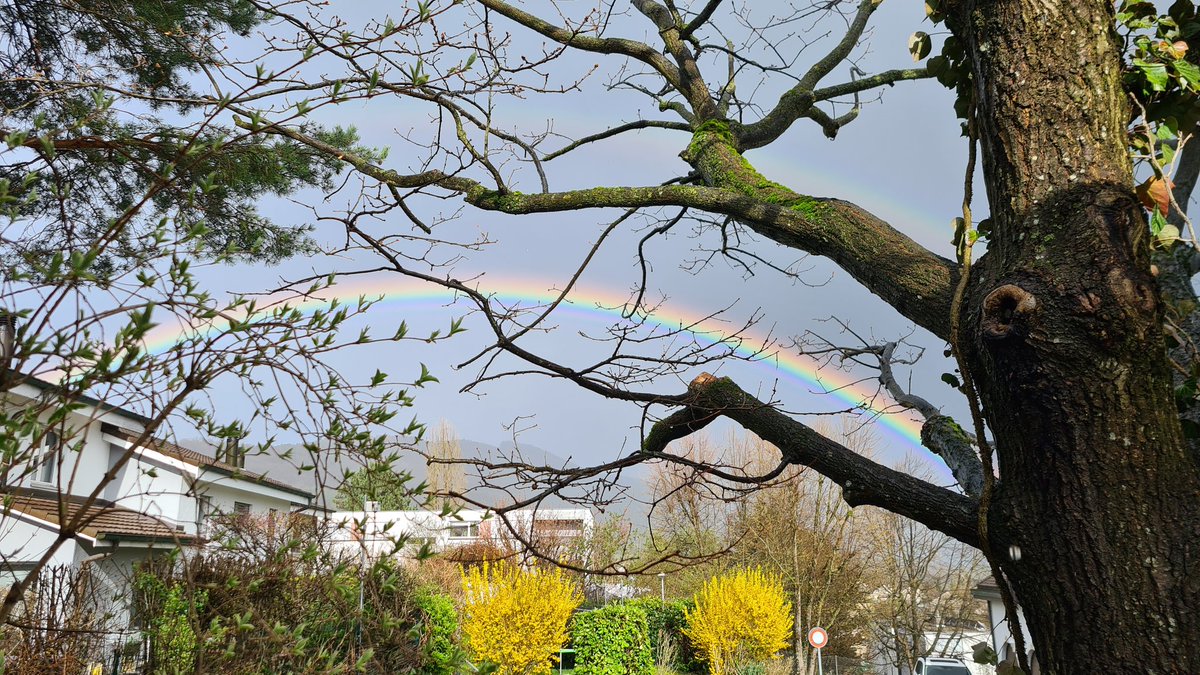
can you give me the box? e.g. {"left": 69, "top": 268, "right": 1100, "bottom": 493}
{"left": 1157, "top": 223, "right": 1181, "bottom": 243}
{"left": 909, "top": 32, "right": 932, "bottom": 62}
{"left": 927, "top": 55, "right": 949, "bottom": 77}
{"left": 941, "top": 372, "right": 962, "bottom": 389}
{"left": 925, "top": 0, "right": 943, "bottom": 22}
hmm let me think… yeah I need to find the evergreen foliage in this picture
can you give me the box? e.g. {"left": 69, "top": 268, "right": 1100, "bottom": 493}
{"left": 570, "top": 603, "right": 654, "bottom": 675}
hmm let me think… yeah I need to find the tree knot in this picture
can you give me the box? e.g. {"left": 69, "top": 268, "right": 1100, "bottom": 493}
{"left": 981, "top": 284, "right": 1037, "bottom": 340}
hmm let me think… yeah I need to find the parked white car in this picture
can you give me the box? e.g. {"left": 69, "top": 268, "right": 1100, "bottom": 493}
{"left": 914, "top": 657, "right": 974, "bottom": 675}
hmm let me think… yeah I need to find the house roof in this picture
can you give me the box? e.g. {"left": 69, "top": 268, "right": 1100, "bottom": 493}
{"left": 1, "top": 490, "right": 195, "bottom": 543}
{"left": 972, "top": 575, "right": 1001, "bottom": 600}
{"left": 16, "top": 375, "right": 153, "bottom": 427}
{"left": 102, "top": 424, "right": 312, "bottom": 500}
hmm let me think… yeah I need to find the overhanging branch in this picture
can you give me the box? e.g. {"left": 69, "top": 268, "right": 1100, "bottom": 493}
{"left": 646, "top": 373, "right": 981, "bottom": 547}
{"left": 251, "top": 116, "right": 958, "bottom": 341}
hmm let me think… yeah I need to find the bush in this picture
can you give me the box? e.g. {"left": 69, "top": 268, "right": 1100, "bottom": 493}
{"left": 683, "top": 568, "right": 792, "bottom": 675}
{"left": 460, "top": 561, "right": 583, "bottom": 675}
{"left": 0, "top": 565, "right": 120, "bottom": 672}
{"left": 627, "top": 598, "right": 701, "bottom": 672}
{"left": 571, "top": 603, "right": 654, "bottom": 675}
{"left": 132, "top": 517, "right": 440, "bottom": 674}
{"left": 415, "top": 589, "right": 462, "bottom": 675}
{"left": 140, "top": 579, "right": 205, "bottom": 674}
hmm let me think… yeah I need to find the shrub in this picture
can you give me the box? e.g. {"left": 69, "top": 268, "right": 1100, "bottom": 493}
{"left": 415, "top": 589, "right": 462, "bottom": 675}
{"left": 0, "top": 565, "right": 119, "bottom": 672}
{"left": 628, "top": 598, "right": 701, "bottom": 672}
{"left": 571, "top": 603, "right": 653, "bottom": 675}
{"left": 153, "top": 583, "right": 205, "bottom": 673}
{"left": 460, "top": 561, "right": 582, "bottom": 675}
{"left": 683, "top": 568, "right": 792, "bottom": 675}
{"left": 133, "top": 518, "right": 436, "bottom": 674}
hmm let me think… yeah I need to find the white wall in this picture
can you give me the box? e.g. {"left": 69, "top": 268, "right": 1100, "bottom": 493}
{"left": 199, "top": 480, "right": 298, "bottom": 517}
{"left": 12, "top": 406, "right": 126, "bottom": 497}
{"left": 0, "top": 512, "right": 82, "bottom": 567}
{"left": 985, "top": 597, "right": 1032, "bottom": 664}
{"left": 104, "top": 442, "right": 195, "bottom": 532}
{"left": 325, "top": 508, "right": 593, "bottom": 559}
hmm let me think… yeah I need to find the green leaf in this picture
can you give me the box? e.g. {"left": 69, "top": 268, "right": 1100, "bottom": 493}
{"left": 941, "top": 372, "right": 962, "bottom": 388}
{"left": 1150, "top": 208, "right": 1170, "bottom": 235}
{"left": 909, "top": 32, "right": 932, "bottom": 62}
{"left": 927, "top": 55, "right": 949, "bottom": 77}
{"left": 1173, "top": 58, "right": 1200, "bottom": 89}
{"left": 1135, "top": 59, "right": 1171, "bottom": 91}
{"left": 1157, "top": 222, "right": 1181, "bottom": 242}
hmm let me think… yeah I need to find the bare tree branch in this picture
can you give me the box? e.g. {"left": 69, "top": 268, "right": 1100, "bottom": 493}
{"left": 646, "top": 373, "right": 981, "bottom": 546}
{"left": 736, "top": 0, "right": 883, "bottom": 148}
{"left": 476, "top": 0, "right": 684, "bottom": 92}
{"left": 542, "top": 119, "right": 692, "bottom": 161}
{"left": 252, "top": 115, "right": 959, "bottom": 341}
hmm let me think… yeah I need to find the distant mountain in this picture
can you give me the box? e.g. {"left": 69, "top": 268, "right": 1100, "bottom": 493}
{"left": 235, "top": 437, "right": 600, "bottom": 510}
{"left": 173, "top": 434, "right": 655, "bottom": 520}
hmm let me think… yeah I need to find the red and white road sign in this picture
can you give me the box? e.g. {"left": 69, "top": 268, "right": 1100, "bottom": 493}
{"left": 807, "top": 626, "right": 828, "bottom": 649}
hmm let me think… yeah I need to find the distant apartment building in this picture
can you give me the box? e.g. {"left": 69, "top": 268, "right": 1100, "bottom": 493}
{"left": 327, "top": 506, "right": 594, "bottom": 561}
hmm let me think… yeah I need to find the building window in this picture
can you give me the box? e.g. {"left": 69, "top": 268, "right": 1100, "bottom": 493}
{"left": 446, "top": 522, "right": 479, "bottom": 538}
{"left": 33, "top": 431, "right": 60, "bottom": 484}
{"left": 0, "top": 562, "right": 35, "bottom": 592}
{"left": 233, "top": 502, "right": 251, "bottom": 515}
{"left": 196, "top": 496, "right": 212, "bottom": 531}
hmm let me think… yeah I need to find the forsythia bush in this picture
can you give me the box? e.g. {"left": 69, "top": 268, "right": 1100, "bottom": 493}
{"left": 684, "top": 568, "right": 792, "bottom": 675}
{"left": 460, "top": 562, "right": 583, "bottom": 675}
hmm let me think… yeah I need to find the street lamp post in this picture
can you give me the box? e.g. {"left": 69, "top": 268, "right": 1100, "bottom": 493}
{"left": 658, "top": 572, "right": 666, "bottom": 603}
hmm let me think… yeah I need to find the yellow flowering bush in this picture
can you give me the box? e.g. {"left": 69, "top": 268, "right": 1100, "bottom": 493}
{"left": 459, "top": 561, "right": 583, "bottom": 675}
{"left": 683, "top": 567, "right": 793, "bottom": 675}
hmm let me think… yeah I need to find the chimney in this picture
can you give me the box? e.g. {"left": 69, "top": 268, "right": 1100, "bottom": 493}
{"left": 221, "top": 437, "right": 245, "bottom": 469}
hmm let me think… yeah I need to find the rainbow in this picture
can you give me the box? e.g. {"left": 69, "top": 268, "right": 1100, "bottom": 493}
{"left": 140, "top": 274, "right": 929, "bottom": 452}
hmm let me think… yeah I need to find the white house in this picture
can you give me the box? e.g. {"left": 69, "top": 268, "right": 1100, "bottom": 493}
{"left": 326, "top": 506, "right": 594, "bottom": 561}
{"left": 0, "top": 377, "right": 313, "bottom": 631}
{"left": 972, "top": 577, "right": 1037, "bottom": 671}
{"left": 868, "top": 618, "right": 994, "bottom": 675}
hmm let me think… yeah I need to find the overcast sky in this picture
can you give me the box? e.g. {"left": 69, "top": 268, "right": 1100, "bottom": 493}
{"left": 176, "top": 0, "right": 981, "bottom": 495}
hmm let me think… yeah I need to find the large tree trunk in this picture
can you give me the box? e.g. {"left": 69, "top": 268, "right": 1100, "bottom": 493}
{"left": 955, "top": 1, "right": 1200, "bottom": 671}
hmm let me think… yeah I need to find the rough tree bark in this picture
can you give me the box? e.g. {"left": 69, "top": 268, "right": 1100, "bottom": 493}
{"left": 948, "top": 1, "right": 1200, "bottom": 670}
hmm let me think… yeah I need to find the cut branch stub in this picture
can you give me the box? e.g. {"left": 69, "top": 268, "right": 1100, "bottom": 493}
{"left": 981, "top": 284, "right": 1037, "bottom": 340}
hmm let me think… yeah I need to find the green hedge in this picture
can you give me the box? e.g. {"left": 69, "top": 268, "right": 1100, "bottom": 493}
{"left": 414, "top": 590, "right": 461, "bottom": 675}
{"left": 571, "top": 603, "right": 654, "bottom": 675}
{"left": 627, "top": 598, "right": 702, "bottom": 672}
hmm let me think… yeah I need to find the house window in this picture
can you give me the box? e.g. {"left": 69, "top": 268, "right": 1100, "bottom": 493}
{"left": 33, "top": 431, "right": 60, "bottom": 484}
{"left": 233, "top": 502, "right": 251, "bottom": 515}
{"left": 446, "top": 522, "right": 479, "bottom": 538}
{"left": 196, "top": 496, "right": 212, "bottom": 531}
{"left": 0, "top": 562, "right": 35, "bottom": 591}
